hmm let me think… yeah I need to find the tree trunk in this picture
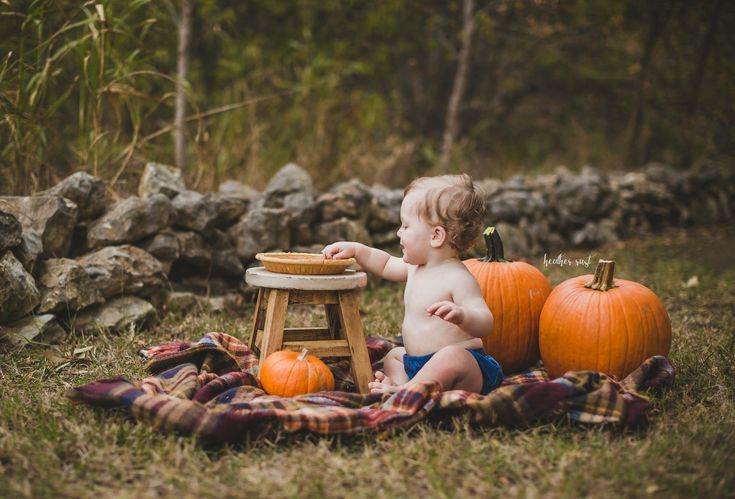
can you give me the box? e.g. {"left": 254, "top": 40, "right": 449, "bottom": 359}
{"left": 624, "top": 1, "right": 670, "bottom": 167}
{"left": 175, "top": 0, "right": 194, "bottom": 169}
{"left": 439, "top": 0, "right": 475, "bottom": 173}
{"left": 681, "top": 0, "right": 723, "bottom": 167}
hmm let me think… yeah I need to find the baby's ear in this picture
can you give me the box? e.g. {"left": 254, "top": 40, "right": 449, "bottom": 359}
{"left": 430, "top": 226, "right": 447, "bottom": 248}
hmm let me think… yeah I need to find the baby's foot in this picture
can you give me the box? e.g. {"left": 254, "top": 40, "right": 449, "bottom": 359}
{"left": 373, "top": 370, "right": 393, "bottom": 385}
{"left": 369, "top": 371, "right": 400, "bottom": 394}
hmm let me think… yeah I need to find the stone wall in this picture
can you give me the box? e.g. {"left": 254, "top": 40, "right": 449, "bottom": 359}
{"left": 1, "top": 161, "right": 732, "bottom": 345}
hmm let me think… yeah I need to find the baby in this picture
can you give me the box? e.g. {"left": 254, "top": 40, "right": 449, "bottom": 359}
{"left": 322, "top": 174, "right": 503, "bottom": 395}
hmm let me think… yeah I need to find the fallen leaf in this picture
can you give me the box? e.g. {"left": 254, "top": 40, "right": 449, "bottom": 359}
{"left": 684, "top": 275, "right": 699, "bottom": 288}
{"left": 73, "top": 346, "right": 94, "bottom": 356}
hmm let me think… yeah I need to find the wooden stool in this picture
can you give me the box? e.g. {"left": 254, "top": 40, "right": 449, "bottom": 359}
{"left": 245, "top": 267, "right": 373, "bottom": 393}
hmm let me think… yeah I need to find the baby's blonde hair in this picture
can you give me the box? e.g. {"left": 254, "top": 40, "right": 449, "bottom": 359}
{"left": 404, "top": 174, "right": 486, "bottom": 254}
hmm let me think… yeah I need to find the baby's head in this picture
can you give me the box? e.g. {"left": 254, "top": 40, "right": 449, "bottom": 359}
{"left": 401, "top": 174, "right": 486, "bottom": 257}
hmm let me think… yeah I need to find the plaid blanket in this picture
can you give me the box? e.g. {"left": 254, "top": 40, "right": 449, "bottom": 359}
{"left": 69, "top": 332, "right": 675, "bottom": 442}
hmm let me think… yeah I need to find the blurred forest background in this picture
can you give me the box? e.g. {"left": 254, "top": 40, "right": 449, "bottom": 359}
{"left": 1, "top": 0, "right": 733, "bottom": 195}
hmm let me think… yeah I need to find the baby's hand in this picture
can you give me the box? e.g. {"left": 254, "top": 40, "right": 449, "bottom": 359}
{"left": 321, "top": 242, "right": 357, "bottom": 260}
{"left": 426, "top": 301, "right": 465, "bottom": 325}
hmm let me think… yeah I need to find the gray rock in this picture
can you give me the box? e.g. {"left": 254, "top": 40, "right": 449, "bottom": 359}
{"left": 12, "top": 231, "right": 43, "bottom": 272}
{"left": 553, "top": 170, "right": 614, "bottom": 222}
{"left": 492, "top": 223, "right": 531, "bottom": 258}
{"left": 139, "top": 229, "right": 180, "bottom": 263}
{"left": 525, "top": 172, "right": 552, "bottom": 190}
{"left": 173, "top": 275, "right": 240, "bottom": 295}
{"left": 689, "top": 163, "right": 731, "bottom": 190}
{"left": 217, "top": 180, "right": 259, "bottom": 202}
{"left": 329, "top": 178, "right": 373, "bottom": 210}
{"left": 227, "top": 207, "right": 290, "bottom": 262}
{"left": 505, "top": 174, "right": 531, "bottom": 191}
{"left": 246, "top": 164, "right": 318, "bottom": 242}
{"left": 283, "top": 190, "right": 317, "bottom": 228}
{"left": 316, "top": 217, "right": 372, "bottom": 246}
{"left": 78, "top": 245, "right": 166, "bottom": 299}
{"left": 210, "top": 230, "right": 244, "bottom": 277}
{"left": 685, "top": 164, "right": 734, "bottom": 224}
{"left": 318, "top": 179, "right": 373, "bottom": 222}
{"left": 68, "top": 222, "right": 89, "bottom": 258}
{"left": 87, "top": 194, "right": 173, "bottom": 248}
{"left": 291, "top": 244, "right": 327, "bottom": 254}
{"left": 715, "top": 189, "right": 732, "bottom": 221}
{"left": 34, "top": 258, "right": 104, "bottom": 313}
{"left": 0, "top": 251, "right": 40, "bottom": 324}
{"left": 0, "top": 211, "right": 22, "bottom": 252}
{"left": 163, "top": 291, "right": 203, "bottom": 315}
{"left": 39, "top": 171, "right": 106, "bottom": 220}
{"left": 0, "top": 196, "right": 78, "bottom": 265}
{"left": 518, "top": 217, "right": 551, "bottom": 256}
{"left": 290, "top": 222, "right": 320, "bottom": 246}
{"left": 372, "top": 229, "right": 399, "bottom": 248}
{"left": 475, "top": 178, "right": 504, "bottom": 199}
{"left": 610, "top": 171, "right": 676, "bottom": 230}
{"left": 174, "top": 230, "right": 212, "bottom": 269}
{"left": 266, "top": 191, "right": 317, "bottom": 252}
{"left": 367, "top": 186, "right": 402, "bottom": 232}
{"left": 263, "top": 163, "right": 314, "bottom": 198}
{"left": 690, "top": 196, "right": 722, "bottom": 225}
{"left": 172, "top": 190, "right": 218, "bottom": 234}
{"left": 208, "top": 192, "right": 248, "bottom": 228}
{"left": 0, "top": 314, "right": 66, "bottom": 346}
{"left": 597, "top": 219, "right": 620, "bottom": 245}
{"left": 316, "top": 193, "right": 346, "bottom": 222}
{"left": 72, "top": 296, "right": 157, "bottom": 333}
{"left": 543, "top": 231, "right": 568, "bottom": 253}
{"left": 205, "top": 293, "right": 245, "bottom": 314}
{"left": 571, "top": 220, "right": 619, "bottom": 248}
{"left": 642, "top": 163, "right": 681, "bottom": 190}
{"left": 139, "top": 162, "right": 186, "bottom": 199}
{"left": 487, "top": 191, "right": 536, "bottom": 224}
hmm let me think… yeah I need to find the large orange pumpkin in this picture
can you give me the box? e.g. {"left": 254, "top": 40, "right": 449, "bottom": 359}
{"left": 539, "top": 259, "right": 672, "bottom": 379}
{"left": 259, "top": 348, "right": 335, "bottom": 396}
{"left": 463, "top": 227, "right": 552, "bottom": 373}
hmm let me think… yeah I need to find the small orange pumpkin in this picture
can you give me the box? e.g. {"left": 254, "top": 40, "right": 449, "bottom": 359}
{"left": 463, "top": 227, "right": 552, "bottom": 373}
{"left": 539, "top": 259, "right": 672, "bottom": 379}
{"left": 259, "top": 348, "right": 335, "bottom": 396}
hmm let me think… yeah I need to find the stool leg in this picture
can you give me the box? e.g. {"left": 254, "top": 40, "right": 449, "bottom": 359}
{"left": 324, "top": 302, "right": 341, "bottom": 340}
{"left": 248, "top": 288, "right": 267, "bottom": 352}
{"left": 260, "top": 289, "right": 290, "bottom": 365}
{"left": 338, "top": 290, "right": 372, "bottom": 394}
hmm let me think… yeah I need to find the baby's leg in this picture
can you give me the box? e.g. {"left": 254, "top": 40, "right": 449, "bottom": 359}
{"left": 408, "top": 345, "right": 483, "bottom": 393}
{"left": 370, "top": 346, "right": 408, "bottom": 393}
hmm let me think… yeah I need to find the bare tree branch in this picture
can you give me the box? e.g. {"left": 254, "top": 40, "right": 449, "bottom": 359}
{"left": 439, "top": 0, "right": 475, "bottom": 173}
{"left": 681, "top": 0, "right": 723, "bottom": 167}
{"left": 175, "top": 0, "right": 194, "bottom": 169}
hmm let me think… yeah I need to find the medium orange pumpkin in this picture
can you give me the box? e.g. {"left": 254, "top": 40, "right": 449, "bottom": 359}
{"left": 259, "top": 348, "right": 335, "bottom": 396}
{"left": 539, "top": 259, "right": 672, "bottom": 379}
{"left": 463, "top": 227, "right": 552, "bottom": 373}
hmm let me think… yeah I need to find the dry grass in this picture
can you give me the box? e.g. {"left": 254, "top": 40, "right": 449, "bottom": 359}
{"left": 1, "top": 225, "right": 734, "bottom": 498}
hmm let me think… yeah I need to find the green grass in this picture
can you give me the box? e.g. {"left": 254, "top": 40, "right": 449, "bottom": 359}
{"left": 1, "top": 225, "right": 734, "bottom": 498}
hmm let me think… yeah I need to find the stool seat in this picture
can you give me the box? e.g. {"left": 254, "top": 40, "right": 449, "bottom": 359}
{"left": 246, "top": 267, "right": 373, "bottom": 393}
{"left": 245, "top": 267, "right": 367, "bottom": 291}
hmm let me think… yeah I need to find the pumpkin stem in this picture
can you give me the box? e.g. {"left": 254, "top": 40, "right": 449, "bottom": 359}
{"left": 297, "top": 348, "right": 309, "bottom": 361}
{"left": 478, "top": 226, "right": 512, "bottom": 262}
{"left": 585, "top": 260, "right": 618, "bottom": 291}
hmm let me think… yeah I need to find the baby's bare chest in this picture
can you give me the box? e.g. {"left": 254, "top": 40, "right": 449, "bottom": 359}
{"left": 404, "top": 273, "right": 453, "bottom": 313}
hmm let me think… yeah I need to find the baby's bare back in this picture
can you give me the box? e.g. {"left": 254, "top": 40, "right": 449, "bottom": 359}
{"left": 402, "top": 261, "right": 484, "bottom": 356}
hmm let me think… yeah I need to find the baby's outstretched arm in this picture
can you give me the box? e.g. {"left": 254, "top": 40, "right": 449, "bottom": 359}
{"left": 322, "top": 242, "right": 408, "bottom": 282}
{"left": 426, "top": 273, "right": 493, "bottom": 338}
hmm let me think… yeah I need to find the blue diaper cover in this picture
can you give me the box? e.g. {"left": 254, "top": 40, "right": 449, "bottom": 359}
{"left": 403, "top": 348, "right": 504, "bottom": 395}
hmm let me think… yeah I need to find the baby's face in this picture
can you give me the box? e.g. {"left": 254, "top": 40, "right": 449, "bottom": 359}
{"left": 397, "top": 193, "right": 434, "bottom": 265}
